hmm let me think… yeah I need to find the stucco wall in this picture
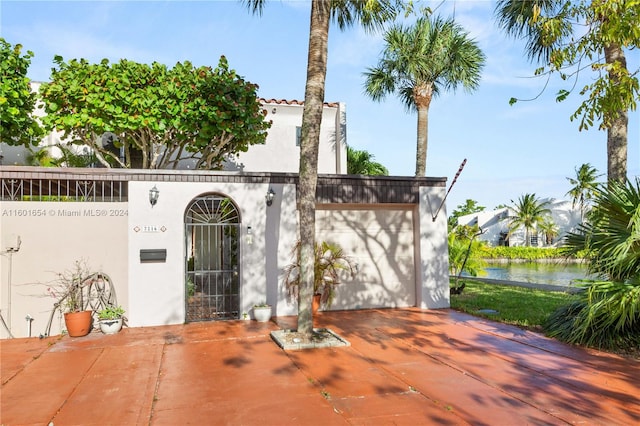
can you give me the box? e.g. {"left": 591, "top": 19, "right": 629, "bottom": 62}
{"left": 417, "top": 186, "right": 450, "bottom": 309}
{"left": 0, "top": 169, "right": 450, "bottom": 338}
{"left": 0, "top": 201, "right": 128, "bottom": 338}
{"left": 230, "top": 103, "right": 345, "bottom": 174}
{"left": 126, "top": 180, "right": 300, "bottom": 328}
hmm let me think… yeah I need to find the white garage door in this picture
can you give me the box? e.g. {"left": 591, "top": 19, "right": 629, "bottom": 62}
{"left": 315, "top": 206, "right": 416, "bottom": 310}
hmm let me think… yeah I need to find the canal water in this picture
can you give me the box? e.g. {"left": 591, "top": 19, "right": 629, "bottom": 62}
{"left": 479, "top": 262, "right": 591, "bottom": 287}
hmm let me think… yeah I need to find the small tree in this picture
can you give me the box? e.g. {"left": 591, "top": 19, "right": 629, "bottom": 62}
{"left": 39, "top": 55, "right": 270, "bottom": 169}
{"left": 0, "top": 38, "right": 44, "bottom": 147}
{"left": 448, "top": 231, "right": 486, "bottom": 295}
{"left": 508, "top": 193, "right": 551, "bottom": 246}
{"left": 566, "top": 163, "right": 602, "bottom": 222}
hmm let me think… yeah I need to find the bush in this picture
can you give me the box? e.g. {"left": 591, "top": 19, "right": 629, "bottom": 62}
{"left": 545, "top": 280, "right": 640, "bottom": 349}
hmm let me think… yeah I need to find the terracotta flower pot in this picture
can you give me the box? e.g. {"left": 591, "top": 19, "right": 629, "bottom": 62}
{"left": 64, "top": 310, "right": 93, "bottom": 337}
{"left": 312, "top": 294, "right": 321, "bottom": 315}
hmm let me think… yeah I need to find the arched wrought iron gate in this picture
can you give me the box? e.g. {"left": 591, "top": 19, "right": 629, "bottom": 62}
{"left": 184, "top": 195, "right": 240, "bottom": 321}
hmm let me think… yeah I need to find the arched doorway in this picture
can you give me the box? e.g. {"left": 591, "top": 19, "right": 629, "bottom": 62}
{"left": 184, "top": 194, "right": 240, "bottom": 321}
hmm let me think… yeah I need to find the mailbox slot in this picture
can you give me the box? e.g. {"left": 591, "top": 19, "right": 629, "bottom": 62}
{"left": 140, "top": 249, "right": 167, "bottom": 263}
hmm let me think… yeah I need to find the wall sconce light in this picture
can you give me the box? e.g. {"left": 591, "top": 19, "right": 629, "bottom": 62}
{"left": 265, "top": 188, "right": 275, "bottom": 206}
{"left": 149, "top": 185, "right": 159, "bottom": 207}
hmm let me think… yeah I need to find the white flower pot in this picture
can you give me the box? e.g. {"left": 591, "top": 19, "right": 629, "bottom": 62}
{"left": 99, "top": 318, "right": 123, "bottom": 334}
{"left": 253, "top": 306, "right": 272, "bottom": 322}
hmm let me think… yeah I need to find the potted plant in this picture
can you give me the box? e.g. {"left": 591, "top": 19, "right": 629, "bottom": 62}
{"left": 283, "top": 240, "right": 357, "bottom": 312}
{"left": 47, "top": 260, "right": 94, "bottom": 337}
{"left": 97, "top": 305, "right": 125, "bottom": 334}
{"left": 253, "top": 302, "right": 272, "bottom": 322}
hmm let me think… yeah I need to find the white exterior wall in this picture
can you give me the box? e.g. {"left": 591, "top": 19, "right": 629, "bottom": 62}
{"left": 126, "top": 180, "right": 300, "bottom": 328}
{"left": 1, "top": 170, "right": 451, "bottom": 339}
{"left": 417, "top": 186, "right": 450, "bottom": 309}
{"left": 228, "top": 102, "right": 346, "bottom": 174}
{"left": 0, "top": 201, "right": 128, "bottom": 338}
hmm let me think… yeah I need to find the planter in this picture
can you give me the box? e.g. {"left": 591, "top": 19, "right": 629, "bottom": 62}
{"left": 64, "top": 310, "right": 93, "bottom": 337}
{"left": 253, "top": 305, "right": 272, "bottom": 322}
{"left": 99, "top": 318, "right": 123, "bottom": 334}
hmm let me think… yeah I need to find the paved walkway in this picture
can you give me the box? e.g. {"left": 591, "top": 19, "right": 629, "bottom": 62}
{"left": 2, "top": 308, "right": 638, "bottom": 425}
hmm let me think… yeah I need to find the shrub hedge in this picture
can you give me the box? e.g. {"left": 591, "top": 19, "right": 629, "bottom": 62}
{"left": 479, "top": 246, "right": 581, "bottom": 260}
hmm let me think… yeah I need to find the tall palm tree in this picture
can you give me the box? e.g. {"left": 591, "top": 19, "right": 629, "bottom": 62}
{"left": 347, "top": 146, "right": 389, "bottom": 175}
{"left": 244, "top": 0, "right": 399, "bottom": 334}
{"left": 566, "top": 163, "right": 602, "bottom": 221}
{"left": 495, "top": 0, "right": 630, "bottom": 183}
{"left": 508, "top": 193, "right": 551, "bottom": 246}
{"left": 363, "top": 16, "right": 485, "bottom": 176}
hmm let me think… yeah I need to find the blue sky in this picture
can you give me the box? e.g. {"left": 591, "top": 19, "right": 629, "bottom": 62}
{"left": 2, "top": 0, "right": 638, "bottom": 210}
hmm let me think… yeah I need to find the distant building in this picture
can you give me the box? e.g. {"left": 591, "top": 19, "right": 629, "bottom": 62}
{"left": 456, "top": 198, "right": 583, "bottom": 247}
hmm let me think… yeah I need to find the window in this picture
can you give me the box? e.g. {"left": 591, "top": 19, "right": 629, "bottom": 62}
{"left": 296, "top": 126, "right": 302, "bottom": 146}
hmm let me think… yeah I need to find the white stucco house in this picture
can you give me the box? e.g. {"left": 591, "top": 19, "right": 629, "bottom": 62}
{"left": 0, "top": 86, "right": 450, "bottom": 340}
{"left": 456, "top": 198, "right": 583, "bottom": 247}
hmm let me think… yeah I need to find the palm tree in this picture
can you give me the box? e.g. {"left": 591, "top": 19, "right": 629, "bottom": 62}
{"left": 549, "top": 178, "right": 640, "bottom": 349}
{"left": 508, "top": 193, "right": 551, "bottom": 246}
{"left": 538, "top": 217, "right": 559, "bottom": 246}
{"left": 363, "top": 16, "right": 485, "bottom": 176}
{"left": 244, "top": 0, "right": 399, "bottom": 335}
{"left": 347, "top": 146, "right": 389, "bottom": 175}
{"left": 566, "top": 163, "right": 602, "bottom": 221}
{"left": 495, "top": 0, "right": 630, "bottom": 183}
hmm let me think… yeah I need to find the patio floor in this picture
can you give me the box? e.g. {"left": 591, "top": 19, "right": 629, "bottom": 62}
{"left": 2, "top": 308, "right": 639, "bottom": 425}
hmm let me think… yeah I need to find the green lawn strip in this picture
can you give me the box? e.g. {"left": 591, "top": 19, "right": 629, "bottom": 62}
{"left": 449, "top": 279, "right": 577, "bottom": 331}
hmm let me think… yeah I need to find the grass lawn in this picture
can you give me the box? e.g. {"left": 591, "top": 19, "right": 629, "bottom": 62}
{"left": 449, "top": 279, "right": 577, "bottom": 332}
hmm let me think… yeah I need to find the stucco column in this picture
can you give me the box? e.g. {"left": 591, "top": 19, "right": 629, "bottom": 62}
{"left": 416, "top": 186, "right": 450, "bottom": 309}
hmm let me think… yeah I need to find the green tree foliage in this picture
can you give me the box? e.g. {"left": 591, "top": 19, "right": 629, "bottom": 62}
{"left": 0, "top": 38, "right": 44, "bottom": 146}
{"left": 495, "top": 0, "right": 640, "bottom": 182}
{"left": 364, "top": 15, "right": 485, "bottom": 176}
{"left": 566, "top": 163, "right": 603, "bottom": 221}
{"left": 347, "top": 146, "right": 389, "bottom": 175}
{"left": 38, "top": 55, "right": 270, "bottom": 169}
{"left": 549, "top": 178, "right": 640, "bottom": 349}
{"left": 508, "top": 193, "right": 552, "bottom": 246}
{"left": 245, "top": 0, "right": 401, "bottom": 335}
{"left": 448, "top": 233, "right": 486, "bottom": 277}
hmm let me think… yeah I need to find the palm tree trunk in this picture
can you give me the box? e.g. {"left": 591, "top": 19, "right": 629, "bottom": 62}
{"left": 415, "top": 105, "right": 429, "bottom": 176}
{"left": 297, "top": 0, "right": 330, "bottom": 335}
{"left": 414, "top": 83, "right": 433, "bottom": 176}
{"left": 604, "top": 43, "right": 628, "bottom": 184}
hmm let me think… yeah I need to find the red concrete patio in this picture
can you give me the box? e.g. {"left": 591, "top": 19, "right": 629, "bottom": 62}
{"left": 2, "top": 308, "right": 639, "bottom": 425}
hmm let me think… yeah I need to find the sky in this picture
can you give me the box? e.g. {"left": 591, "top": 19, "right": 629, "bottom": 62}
{"left": 2, "top": 0, "right": 638, "bottom": 210}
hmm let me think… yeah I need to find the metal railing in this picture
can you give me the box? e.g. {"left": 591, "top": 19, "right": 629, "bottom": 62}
{"left": 1, "top": 178, "right": 128, "bottom": 202}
